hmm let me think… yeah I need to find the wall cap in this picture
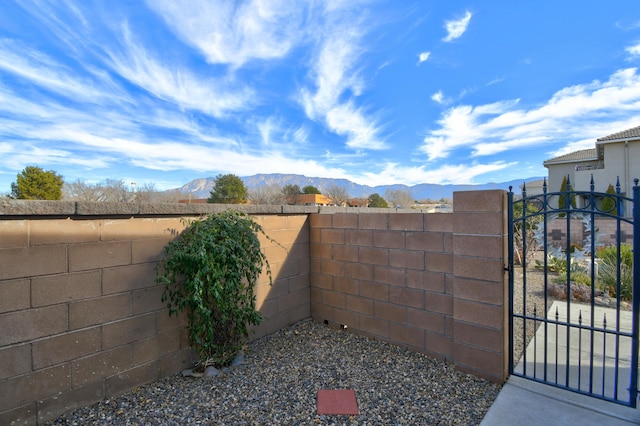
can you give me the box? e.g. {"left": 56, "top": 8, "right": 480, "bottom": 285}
{"left": 0, "top": 200, "right": 320, "bottom": 217}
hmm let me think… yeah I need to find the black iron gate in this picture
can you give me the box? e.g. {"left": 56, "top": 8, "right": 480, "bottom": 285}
{"left": 508, "top": 176, "right": 640, "bottom": 407}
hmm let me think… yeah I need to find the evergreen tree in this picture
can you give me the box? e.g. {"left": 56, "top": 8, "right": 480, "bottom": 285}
{"left": 208, "top": 174, "right": 248, "bottom": 204}
{"left": 302, "top": 185, "right": 321, "bottom": 194}
{"left": 601, "top": 183, "right": 617, "bottom": 215}
{"left": 367, "top": 193, "right": 389, "bottom": 208}
{"left": 558, "top": 175, "right": 576, "bottom": 211}
{"left": 10, "top": 166, "right": 64, "bottom": 200}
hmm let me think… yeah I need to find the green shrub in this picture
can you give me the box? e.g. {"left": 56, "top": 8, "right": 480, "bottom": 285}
{"left": 157, "top": 211, "right": 274, "bottom": 368}
{"left": 553, "top": 270, "right": 591, "bottom": 286}
{"left": 535, "top": 255, "right": 568, "bottom": 274}
{"left": 600, "top": 184, "right": 617, "bottom": 215}
{"left": 596, "top": 244, "right": 633, "bottom": 301}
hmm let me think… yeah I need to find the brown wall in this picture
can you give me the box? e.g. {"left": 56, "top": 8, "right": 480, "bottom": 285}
{"left": 545, "top": 217, "right": 634, "bottom": 248}
{"left": 0, "top": 193, "right": 509, "bottom": 425}
{"left": 310, "top": 191, "right": 508, "bottom": 381}
{"left": 0, "top": 202, "right": 312, "bottom": 425}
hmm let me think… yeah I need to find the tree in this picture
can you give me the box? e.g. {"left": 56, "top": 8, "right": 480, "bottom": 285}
{"left": 601, "top": 184, "right": 617, "bottom": 215}
{"left": 512, "top": 201, "right": 543, "bottom": 265}
{"left": 384, "top": 188, "right": 414, "bottom": 209}
{"left": 64, "top": 179, "right": 184, "bottom": 203}
{"left": 367, "top": 193, "right": 389, "bottom": 208}
{"left": 10, "top": 166, "right": 64, "bottom": 200}
{"left": 208, "top": 174, "right": 248, "bottom": 204}
{"left": 282, "top": 184, "right": 301, "bottom": 196}
{"left": 249, "top": 184, "right": 284, "bottom": 205}
{"left": 324, "top": 184, "right": 350, "bottom": 206}
{"left": 558, "top": 175, "right": 576, "bottom": 211}
{"left": 302, "top": 185, "right": 321, "bottom": 194}
{"left": 281, "top": 184, "right": 302, "bottom": 204}
{"left": 64, "top": 179, "right": 132, "bottom": 202}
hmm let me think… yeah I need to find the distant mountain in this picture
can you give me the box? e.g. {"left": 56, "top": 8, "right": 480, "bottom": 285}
{"left": 179, "top": 174, "right": 544, "bottom": 200}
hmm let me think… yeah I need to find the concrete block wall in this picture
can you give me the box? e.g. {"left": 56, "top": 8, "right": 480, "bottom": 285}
{"left": 451, "top": 190, "right": 508, "bottom": 381}
{"left": 538, "top": 218, "right": 633, "bottom": 249}
{"left": 0, "top": 202, "right": 312, "bottom": 425}
{"left": 0, "top": 195, "right": 509, "bottom": 424}
{"left": 310, "top": 191, "right": 508, "bottom": 382}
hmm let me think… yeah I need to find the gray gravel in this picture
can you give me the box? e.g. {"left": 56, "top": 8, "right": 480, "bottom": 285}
{"left": 47, "top": 319, "right": 501, "bottom": 425}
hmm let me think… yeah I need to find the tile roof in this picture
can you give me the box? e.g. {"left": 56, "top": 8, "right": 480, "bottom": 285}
{"left": 543, "top": 148, "right": 597, "bottom": 165}
{"left": 597, "top": 125, "right": 640, "bottom": 142}
{"left": 543, "top": 125, "right": 640, "bottom": 166}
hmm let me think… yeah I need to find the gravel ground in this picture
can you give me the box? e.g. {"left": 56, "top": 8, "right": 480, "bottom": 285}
{"left": 46, "top": 319, "right": 502, "bottom": 425}
{"left": 511, "top": 267, "right": 545, "bottom": 363}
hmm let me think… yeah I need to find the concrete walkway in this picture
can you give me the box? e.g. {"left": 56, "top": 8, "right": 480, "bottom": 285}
{"left": 481, "top": 376, "right": 640, "bottom": 425}
{"left": 481, "top": 301, "right": 640, "bottom": 425}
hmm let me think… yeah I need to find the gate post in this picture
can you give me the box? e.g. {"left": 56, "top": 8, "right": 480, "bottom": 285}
{"left": 452, "top": 190, "right": 509, "bottom": 382}
{"left": 631, "top": 182, "right": 640, "bottom": 406}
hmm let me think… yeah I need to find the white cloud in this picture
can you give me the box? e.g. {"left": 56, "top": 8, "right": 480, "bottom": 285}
{"left": 431, "top": 90, "right": 444, "bottom": 104}
{"left": 626, "top": 42, "right": 640, "bottom": 57}
{"left": 357, "top": 161, "right": 515, "bottom": 186}
{"left": 422, "top": 68, "right": 640, "bottom": 160}
{"left": 442, "top": 10, "right": 472, "bottom": 42}
{"left": 0, "top": 39, "right": 124, "bottom": 104}
{"left": 326, "top": 102, "right": 386, "bottom": 149}
{"left": 417, "top": 51, "right": 430, "bottom": 64}
{"left": 146, "top": 0, "right": 306, "bottom": 68}
{"left": 546, "top": 138, "right": 596, "bottom": 158}
{"left": 299, "top": 5, "right": 386, "bottom": 150}
{"left": 104, "top": 24, "right": 254, "bottom": 117}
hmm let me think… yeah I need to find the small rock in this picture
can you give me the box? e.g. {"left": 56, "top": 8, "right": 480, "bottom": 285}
{"left": 204, "top": 366, "right": 219, "bottom": 377}
{"left": 231, "top": 351, "right": 244, "bottom": 367}
{"left": 181, "top": 368, "right": 203, "bottom": 378}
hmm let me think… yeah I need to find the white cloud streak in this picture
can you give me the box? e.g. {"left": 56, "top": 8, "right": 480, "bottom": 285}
{"left": 423, "top": 68, "right": 640, "bottom": 160}
{"left": 103, "top": 24, "right": 254, "bottom": 118}
{"left": 443, "top": 10, "right": 472, "bottom": 42}
{"left": 0, "top": 39, "right": 125, "bottom": 104}
{"left": 299, "top": 5, "right": 386, "bottom": 150}
{"left": 357, "top": 161, "right": 516, "bottom": 186}
{"left": 146, "top": 0, "right": 305, "bottom": 68}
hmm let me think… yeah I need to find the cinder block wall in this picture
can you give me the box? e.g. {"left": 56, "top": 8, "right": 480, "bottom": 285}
{"left": 451, "top": 190, "right": 508, "bottom": 380}
{"left": 545, "top": 217, "right": 634, "bottom": 247}
{"left": 0, "top": 192, "right": 509, "bottom": 425}
{"left": 0, "top": 202, "right": 312, "bottom": 425}
{"left": 310, "top": 191, "right": 508, "bottom": 382}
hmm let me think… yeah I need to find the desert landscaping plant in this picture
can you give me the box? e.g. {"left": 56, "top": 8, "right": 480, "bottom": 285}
{"left": 157, "top": 211, "right": 273, "bottom": 368}
{"left": 512, "top": 201, "right": 543, "bottom": 265}
{"left": 597, "top": 243, "right": 633, "bottom": 301}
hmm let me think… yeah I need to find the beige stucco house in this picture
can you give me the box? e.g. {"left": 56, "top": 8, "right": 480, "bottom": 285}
{"left": 543, "top": 125, "right": 640, "bottom": 215}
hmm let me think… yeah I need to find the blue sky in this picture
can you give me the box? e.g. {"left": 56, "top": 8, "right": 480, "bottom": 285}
{"left": 1, "top": 1, "right": 640, "bottom": 193}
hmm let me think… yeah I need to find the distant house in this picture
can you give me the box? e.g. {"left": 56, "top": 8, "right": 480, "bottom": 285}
{"left": 518, "top": 179, "right": 545, "bottom": 197}
{"left": 347, "top": 198, "right": 369, "bottom": 208}
{"left": 287, "top": 194, "right": 334, "bottom": 206}
{"left": 543, "top": 125, "right": 640, "bottom": 215}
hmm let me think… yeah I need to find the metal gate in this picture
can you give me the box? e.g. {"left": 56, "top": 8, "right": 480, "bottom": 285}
{"left": 508, "top": 176, "right": 640, "bottom": 407}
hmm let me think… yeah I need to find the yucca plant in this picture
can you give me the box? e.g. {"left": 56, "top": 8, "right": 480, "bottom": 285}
{"left": 596, "top": 244, "right": 633, "bottom": 301}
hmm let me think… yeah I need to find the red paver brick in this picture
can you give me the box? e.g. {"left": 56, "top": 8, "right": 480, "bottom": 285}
{"left": 317, "top": 389, "right": 359, "bottom": 415}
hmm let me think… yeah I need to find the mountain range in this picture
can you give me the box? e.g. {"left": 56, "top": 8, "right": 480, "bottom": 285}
{"left": 179, "top": 174, "right": 544, "bottom": 201}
